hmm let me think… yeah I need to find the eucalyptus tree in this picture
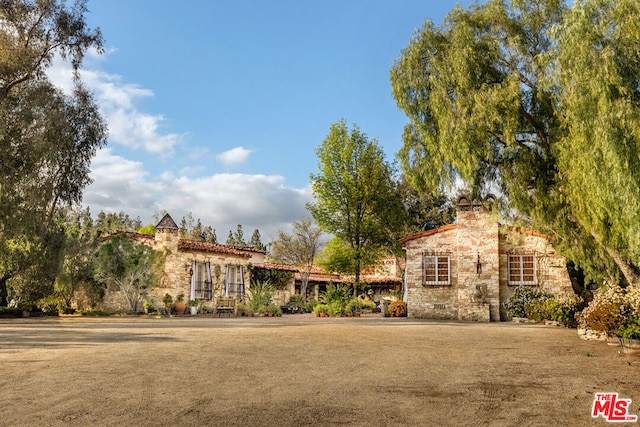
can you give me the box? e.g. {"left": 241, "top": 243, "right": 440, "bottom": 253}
{"left": 308, "top": 119, "right": 405, "bottom": 293}
{"left": 391, "top": 0, "right": 640, "bottom": 286}
{"left": 0, "top": 0, "right": 105, "bottom": 305}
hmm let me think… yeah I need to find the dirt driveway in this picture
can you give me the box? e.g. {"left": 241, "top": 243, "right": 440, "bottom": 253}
{"left": 0, "top": 314, "right": 637, "bottom": 426}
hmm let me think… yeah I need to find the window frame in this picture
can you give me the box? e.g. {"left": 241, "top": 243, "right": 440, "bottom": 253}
{"left": 423, "top": 254, "right": 451, "bottom": 286}
{"left": 508, "top": 253, "right": 537, "bottom": 286}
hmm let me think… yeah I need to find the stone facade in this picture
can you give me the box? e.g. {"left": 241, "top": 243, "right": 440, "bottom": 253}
{"left": 400, "top": 200, "right": 573, "bottom": 322}
{"left": 103, "top": 214, "right": 265, "bottom": 312}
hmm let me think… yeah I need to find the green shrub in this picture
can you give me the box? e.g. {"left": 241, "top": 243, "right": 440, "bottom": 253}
{"left": 286, "top": 294, "right": 306, "bottom": 308}
{"left": 526, "top": 295, "right": 584, "bottom": 325}
{"left": 504, "top": 287, "right": 553, "bottom": 319}
{"left": 247, "top": 280, "right": 275, "bottom": 312}
{"left": 266, "top": 303, "right": 282, "bottom": 317}
{"left": 313, "top": 303, "right": 329, "bottom": 315}
{"left": 302, "top": 300, "right": 318, "bottom": 313}
{"left": 388, "top": 300, "right": 407, "bottom": 317}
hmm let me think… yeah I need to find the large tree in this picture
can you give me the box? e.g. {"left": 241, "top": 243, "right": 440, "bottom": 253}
{"left": 0, "top": 0, "right": 105, "bottom": 305}
{"left": 270, "top": 218, "right": 323, "bottom": 300}
{"left": 308, "top": 119, "right": 405, "bottom": 292}
{"left": 94, "top": 235, "right": 165, "bottom": 313}
{"left": 391, "top": 0, "right": 640, "bottom": 287}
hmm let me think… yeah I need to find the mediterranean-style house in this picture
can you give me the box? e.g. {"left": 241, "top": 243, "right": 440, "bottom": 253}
{"left": 103, "top": 213, "right": 404, "bottom": 312}
{"left": 400, "top": 196, "right": 574, "bottom": 322}
{"left": 103, "top": 213, "right": 265, "bottom": 311}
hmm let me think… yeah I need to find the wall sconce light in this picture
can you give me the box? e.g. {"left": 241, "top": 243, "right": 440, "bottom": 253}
{"left": 476, "top": 252, "right": 482, "bottom": 275}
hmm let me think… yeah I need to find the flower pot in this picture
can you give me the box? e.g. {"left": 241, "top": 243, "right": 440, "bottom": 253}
{"left": 190, "top": 306, "right": 198, "bottom": 315}
{"left": 174, "top": 301, "right": 186, "bottom": 315}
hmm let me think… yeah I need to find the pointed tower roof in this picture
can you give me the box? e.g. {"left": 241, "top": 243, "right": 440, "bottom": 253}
{"left": 156, "top": 213, "right": 179, "bottom": 231}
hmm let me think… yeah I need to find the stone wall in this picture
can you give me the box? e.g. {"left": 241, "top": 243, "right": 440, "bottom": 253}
{"left": 405, "top": 227, "right": 458, "bottom": 319}
{"left": 498, "top": 229, "right": 574, "bottom": 320}
{"left": 402, "top": 205, "right": 573, "bottom": 322}
{"left": 103, "top": 228, "right": 256, "bottom": 312}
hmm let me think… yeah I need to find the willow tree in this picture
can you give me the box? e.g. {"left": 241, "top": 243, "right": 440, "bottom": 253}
{"left": 552, "top": 0, "right": 640, "bottom": 287}
{"left": 0, "top": 0, "right": 105, "bottom": 305}
{"left": 308, "top": 120, "right": 405, "bottom": 293}
{"left": 391, "top": 0, "right": 639, "bottom": 287}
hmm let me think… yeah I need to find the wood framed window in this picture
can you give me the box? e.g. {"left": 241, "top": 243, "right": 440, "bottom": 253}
{"left": 193, "top": 261, "right": 213, "bottom": 300}
{"left": 508, "top": 254, "right": 536, "bottom": 285}
{"left": 423, "top": 254, "right": 450, "bottom": 286}
{"left": 224, "top": 264, "right": 245, "bottom": 298}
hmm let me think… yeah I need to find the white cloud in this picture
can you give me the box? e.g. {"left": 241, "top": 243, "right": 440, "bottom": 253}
{"left": 82, "top": 149, "right": 162, "bottom": 219}
{"left": 216, "top": 146, "right": 254, "bottom": 166}
{"left": 47, "top": 55, "right": 185, "bottom": 156}
{"left": 83, "top": 154, "right": 313, "bottom": 239}
{"left": 49, "top": 53, "right": 312, "bottom": 240}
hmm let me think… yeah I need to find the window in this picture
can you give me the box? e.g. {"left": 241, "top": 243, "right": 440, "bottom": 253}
{"left": 508, "top": 254, "right": 536, "bottom": 285}
{"left": 224, "top": 264, "right": 245, "bottom": 298}
{"left": 193, "top": 261, "right": 213, "bottom": 300}
{"left": 423, "top": 255, "right": 450, "bottom": 285}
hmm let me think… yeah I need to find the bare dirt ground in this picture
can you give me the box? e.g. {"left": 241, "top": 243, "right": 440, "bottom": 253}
{"left": 0, "top": 314, "right": 638, "bottom": 427}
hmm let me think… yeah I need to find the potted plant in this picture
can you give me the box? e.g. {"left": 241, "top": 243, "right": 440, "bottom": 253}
{"left": 162, "top": 293, "right": 173, "bottom": 315}
{"left": 143, "top": 299, "right": 154, "bottom": 315}
{"left": 313, "top": 304, "right": 328, "bottom": 317}
{"left": 174, "top": 293, "right": 186, "bottom": 315}
{"left": 188, "top": 298, "right": 201, "bottom": 315}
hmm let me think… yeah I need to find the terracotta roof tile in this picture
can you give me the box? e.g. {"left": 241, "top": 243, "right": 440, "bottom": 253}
{"left": 177, "top": 239, "right": 251, "bottom": 258}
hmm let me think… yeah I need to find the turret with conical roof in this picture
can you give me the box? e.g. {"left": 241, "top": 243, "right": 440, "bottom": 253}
{"left": 155, "top": 213, "right": 179, "bottom": 250}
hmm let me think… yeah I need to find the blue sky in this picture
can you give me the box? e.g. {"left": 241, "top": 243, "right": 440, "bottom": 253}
{"left": 50, "top": 0, "right": 474, "bottom": 241}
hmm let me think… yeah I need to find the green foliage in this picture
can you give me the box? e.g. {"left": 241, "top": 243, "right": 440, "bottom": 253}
{"left": 137, "top": 224, "right": 156, "bottom": 236}
{"left": 250, "top": 266, "right": 294, "bottom": 290}
{"left": 525, "top": 295, "right": 584, "bottom": 325}
{"left": 397, "top": 174, "right": 455, "bottom": 234}
{"left": 247, "top": 280, "right": 275, "bottom": 312}
{"left": 390, "top": 0, "right": 640, "bottom": 287}
{"left": 94, "top": 235, "right": 166, "bottom": 312}
{"left": 0, "top": 0, "right": 104, "bottom": 306}
{"left": 249, "top": 229, "right": 267, "bottom": 251}
{"left": 504, "top": 287, "right": 553, "bottom": 319}
{"left": 388, "top": 301, "right": 408, "bottom": 317}
{"left": 178, "top": 212, "right": 217, "bottom": 243}
{"left": 226, "top": 224, "right": 246, "bottom": 246}
{"left": 308, "top": 120, "right": 406, "bottom": 291}
{"left": 319, "top": 283, "right": 352, "bottom": 306}
{"left": 313, "top": 303, "right": 329, "bottom": 316}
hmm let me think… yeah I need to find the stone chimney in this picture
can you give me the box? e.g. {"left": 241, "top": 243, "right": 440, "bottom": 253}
{"left": 455, "top": 195, "right": 500, "bottom": 321}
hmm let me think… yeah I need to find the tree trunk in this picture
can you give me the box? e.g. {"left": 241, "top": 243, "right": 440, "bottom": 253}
{"left": 588, "top": 229, "right": 639, "bottom": 287}
{"left": 0, "top": 274, "right": 9, "bottom": 306}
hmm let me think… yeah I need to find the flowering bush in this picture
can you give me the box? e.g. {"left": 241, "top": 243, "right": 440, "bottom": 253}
{"left": 504, "top": 286, "right": 553, "bottom": 319}
{"left": 388, "top": 301, "right": 407, "bottom": 317}
{"left": 578, "top": 285, "right": 640, "bottom": 338}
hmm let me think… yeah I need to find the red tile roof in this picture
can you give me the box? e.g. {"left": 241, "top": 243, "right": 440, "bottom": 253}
{"left": 177, "top": 240, "right": 252, "bottom": 258}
